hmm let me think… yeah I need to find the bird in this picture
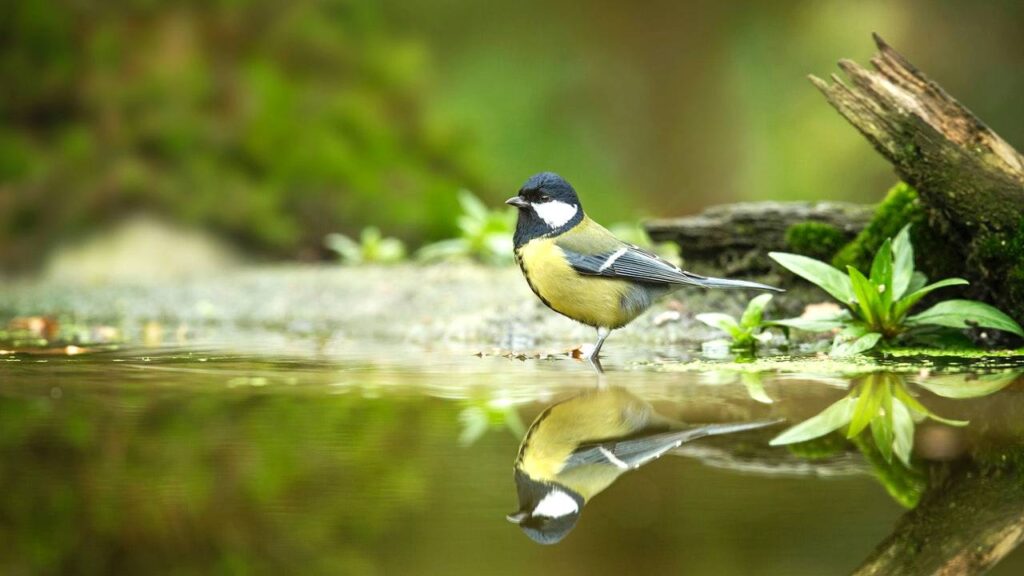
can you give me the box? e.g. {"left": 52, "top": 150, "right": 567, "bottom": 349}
{"left": 507, "top": 386, "right": 781, "bottom": 544}
{"left": 507, "top": 172, "right": 782, "bottom": 360}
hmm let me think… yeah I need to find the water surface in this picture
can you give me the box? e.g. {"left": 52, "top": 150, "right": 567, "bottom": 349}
{"left": 3, "top": 344, "right": 1023, "bottom": 575}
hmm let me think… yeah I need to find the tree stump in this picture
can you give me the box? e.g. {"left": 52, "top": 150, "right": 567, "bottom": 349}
{"left": 812, "top": 34, "right": 1024, "bottom": 325}
{"left": 853, "top": 459, "right": 1024, "bottom": 576}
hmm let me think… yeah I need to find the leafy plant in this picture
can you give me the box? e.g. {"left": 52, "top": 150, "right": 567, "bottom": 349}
{"left": 770, "top": 372, "right": 968, "bottom": 468}
{"left": 457, "top": 398, "right": 526, "bottom": 447}
{"left": 696, "top": 294, "right": 775, "bottom": 349}
{"left": 769, "top": 225, "right": 1024, "bottom": 357}
{"left": 417, "top": 190, "right": 515, "bottom": 265}
{"left": 324, "top": 227, "right": 407, "bottom": 264}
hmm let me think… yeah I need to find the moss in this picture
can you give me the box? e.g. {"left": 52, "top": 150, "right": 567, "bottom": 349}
{"left": 974, "top": 217, "right": 1024, "bottom": 324}
{"left": 974, "top": 443, "right": 1024, "bottom": 474}
{"left": 835, "top": 183, "right": 1023, "bottom": 328}
{"left": 832, "top": 182, "right": 963, "bottom": 281}
{"left": 833, "top": 183, "right": 925, "bottom": 272}
{"left": 784, "top": 222, "right": 847, "bottom": 260}
{"left": 851, "top": 433, "right": 925, "bottom": 508}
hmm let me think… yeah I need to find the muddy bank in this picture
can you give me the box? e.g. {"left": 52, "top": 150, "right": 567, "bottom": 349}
{"left": 0, "top": 264, "right": 813, "bottom": 352}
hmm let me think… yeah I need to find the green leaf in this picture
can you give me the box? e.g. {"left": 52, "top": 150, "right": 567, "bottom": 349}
{"left": 458, "top": 189, "right": 489, "bottom": 221}
{"left": 769, "top": 397, "right": 856, "bottom": 446}
{"left": 741, "top": 372, "right": 773, "bottom": 404}
{"left": 838, "top": 322, "right": 870, "bottom": 339}
{"left": 847, "top": 266, "right": 882, "bottom": 326}
{"left": 927, "top": 414, "right": 970, "bottom": 427}
{"left": 893, "top": 383, "right": 969, "bottom": 427}
{"left": 830, "top": 332, "right": 882, "bottom": 357}
{"left": 770, "top": 315, "right": 848, "bottom": 332}
{"left": 891, "top": 383, "right": 929, "bottom": 416}
{"left": 892, "top": 278, "right": 970, "bottom": 320}
{"left": 769, "top": 252, "right": 854, "bottom": 304}
{"left": 891, "top": 398, "right": 915, "bottom": 467}
{"left": 324, "top": 233, "right": 361, "bottom": 263}
{"left": 740, "top": 294, "right": 774, "bottom": 330}
{"left": 695, "top": 313, "right": 744, "bottom": 340}
{"left": 891, "top": 224, "right": 914, "bottom": 300}
{"left": 906, "top": 271, "right": 928, "bottom": 295}
{"left": 872, "top": 379, "right": 895, "bottom": 462}
{"left": 914, "top": 371, "right": 1022, "bottom": 399}
{"left": 906, "top": 300, "right": 1024, "bottom": 337}
{"left": 870, "top": 238, "right": 894, "bottom": 311}
{"left": 847, "top": 378, "right": 882, "bottom": 438}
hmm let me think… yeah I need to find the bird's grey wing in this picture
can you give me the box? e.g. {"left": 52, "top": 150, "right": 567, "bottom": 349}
{"left": 562, "top": 420, "right": 783, "bottom": 471}
{"left": 561, "top": 243, "right": 782, "bottom": 291}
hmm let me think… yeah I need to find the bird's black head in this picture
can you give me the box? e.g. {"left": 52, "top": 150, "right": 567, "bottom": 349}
{"left": 506, "top": 470, "right": 584, "bottom": 545}
{"left": 507, "top": 172, "right": 584, "bottom": 248}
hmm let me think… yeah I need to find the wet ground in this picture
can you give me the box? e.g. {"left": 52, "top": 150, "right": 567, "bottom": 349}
{"left": 2, "top": 265, "right": 1024, "bottom": 575}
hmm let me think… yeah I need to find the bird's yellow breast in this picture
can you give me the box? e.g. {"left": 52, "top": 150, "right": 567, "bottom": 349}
{"left": 515, "top": 237, "right": 636, "bottom": 329}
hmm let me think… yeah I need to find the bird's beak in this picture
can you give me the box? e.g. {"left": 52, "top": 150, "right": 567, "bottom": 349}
{"left": 506, "top": 511, "right": 528, "bottom": 524}
{"left": 505, "top": 196, "right": 530, "bottom": 209}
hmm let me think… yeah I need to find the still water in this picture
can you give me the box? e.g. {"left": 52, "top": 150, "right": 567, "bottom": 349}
{"left": 2, "top": 344, "right": 1023, "bottom": 575}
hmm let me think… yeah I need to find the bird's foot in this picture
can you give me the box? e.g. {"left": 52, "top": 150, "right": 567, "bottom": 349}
{"left": 576, "top": 343, "right": 598, "bottom": 359}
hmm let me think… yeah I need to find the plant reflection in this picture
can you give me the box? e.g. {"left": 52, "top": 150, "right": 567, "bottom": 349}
{"left": 507, "top": 387, "right": 780, "bottom": 544}
{"left": 457, "top": 397, "right": 526, "bottom": 447}
{"left": 772, "top": 371, "right": 1020, "bottom": 470}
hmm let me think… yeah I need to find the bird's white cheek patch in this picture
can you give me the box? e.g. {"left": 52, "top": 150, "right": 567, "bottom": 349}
{"left": 533, "top": 200, "right": 578, "bottom": 228}
{"left": 532, "top": 489, "right": 579, "bottom": 518}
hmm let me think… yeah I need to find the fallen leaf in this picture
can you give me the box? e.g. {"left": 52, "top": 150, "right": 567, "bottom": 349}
{"left": 800, "top": 302, "right": 844, "bottom": 320}
{"left": 653, "top": 310, "right": 682, "bottom": 326}
{"left": 9, "top": 316, "right": 60, "bottom": 340}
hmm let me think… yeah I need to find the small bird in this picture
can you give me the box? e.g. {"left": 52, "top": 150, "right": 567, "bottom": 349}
{"left": 507, "top": 172, "right": 782, "bottom": 359}
{"left": 507, "top": 387, "right": 780, "bottom": 544}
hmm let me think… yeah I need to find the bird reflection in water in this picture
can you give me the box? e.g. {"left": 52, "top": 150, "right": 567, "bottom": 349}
{"left": 507, "top": 386, "right": 781, "bottom": 544}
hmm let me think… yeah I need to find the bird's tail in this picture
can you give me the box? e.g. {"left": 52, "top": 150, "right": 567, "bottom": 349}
{"left": 680, "top": 419, "right": 786, "bottom": 441}
{"left": 680, "top": 271, "right": 784, "bottom": 292}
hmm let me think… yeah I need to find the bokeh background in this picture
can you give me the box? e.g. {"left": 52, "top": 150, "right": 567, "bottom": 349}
{"left": 2, "top": 0, "right": 1023, "bottom": 273}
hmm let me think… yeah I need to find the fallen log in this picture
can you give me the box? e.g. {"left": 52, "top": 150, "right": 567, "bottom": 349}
{"left": 645, "top": 201, "right": 872, "bottom": 276}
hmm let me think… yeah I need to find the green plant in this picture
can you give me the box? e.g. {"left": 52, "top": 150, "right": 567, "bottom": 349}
{"left": 0, "top": 1, "right": 487, "bottom": 270}
{"left": 457, "top": 398, "right": 525, "bottom": 447}
{"left": 416, "top": 190, "right": 515, "bottom": 265}
{"left": 770, "top": 372, "right": 968, "bottom": 468}
{"left": 324, "top": 227, "right": 407, "bottom": 264}
{"left": 769, "top": 225, "right": 1024, "bottom": 357}
{"left": 695, "top": 294, "right": 775, "bottom": 349}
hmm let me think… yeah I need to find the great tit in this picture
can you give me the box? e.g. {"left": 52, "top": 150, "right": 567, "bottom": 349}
{"left": 507, "top": 387, "right": 780, "bottom": 544}
{"left": 507, "top": 172, "right": 782, "bottom": 359}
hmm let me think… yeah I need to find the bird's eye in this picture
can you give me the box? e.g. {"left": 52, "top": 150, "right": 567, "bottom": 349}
{"left": 538, "top": 194, "right": 552, "bottom": 202}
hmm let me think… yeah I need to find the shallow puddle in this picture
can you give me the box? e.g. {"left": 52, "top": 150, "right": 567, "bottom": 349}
{"left": 2, "top": 344, "right": 1024, "bottom": 575}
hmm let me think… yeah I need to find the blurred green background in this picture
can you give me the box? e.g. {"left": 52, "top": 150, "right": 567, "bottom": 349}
{"left": 2, "top": 0, "right": 1022, "bottom": 272}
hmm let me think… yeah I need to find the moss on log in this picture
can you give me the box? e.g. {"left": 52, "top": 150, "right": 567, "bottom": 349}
{"left": 853, "top": 458, "right": 1024, "bottom": 576}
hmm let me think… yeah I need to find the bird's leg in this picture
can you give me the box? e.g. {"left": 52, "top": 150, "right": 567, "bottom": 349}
{"left": 591, "top": 327, "right": 610, "bottom": 359}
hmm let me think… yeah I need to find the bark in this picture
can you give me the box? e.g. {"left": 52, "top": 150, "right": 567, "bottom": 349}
{"left": 812, "top": 34, "right": 1024, "bottom": 231}
{"left": 853, "top": 460, "right": 1024, "bottom": 576}
{"left": 812, "top": 34, "right": 1024, "bottom": 325}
